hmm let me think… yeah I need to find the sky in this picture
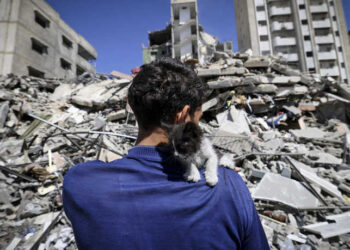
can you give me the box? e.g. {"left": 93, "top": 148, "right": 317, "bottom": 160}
{"left": 46, "top": 0, "right": 350, "bottom": 75}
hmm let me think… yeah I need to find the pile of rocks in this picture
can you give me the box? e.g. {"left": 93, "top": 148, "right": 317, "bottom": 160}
{"left": 196, "top": 51, "right": 350, "bottom": 249}
{"left": 0, "top": 73, "right": 136, "bottom": 249}
{"left": 1, "top": 51, "right": 350, "bottom": 249}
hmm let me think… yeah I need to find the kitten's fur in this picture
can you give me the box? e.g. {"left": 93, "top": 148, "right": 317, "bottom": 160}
{"left": 169, "top": 122, "right": 235, "bottom": 186}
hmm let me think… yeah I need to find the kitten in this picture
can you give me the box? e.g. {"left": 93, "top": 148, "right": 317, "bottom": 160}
{"left": 169, "top": 122, "right": 235, "bottom": 187}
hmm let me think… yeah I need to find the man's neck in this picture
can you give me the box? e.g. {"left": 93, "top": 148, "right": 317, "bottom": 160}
{"left": 136, "top": 127, "right": 169, "bottom": 146}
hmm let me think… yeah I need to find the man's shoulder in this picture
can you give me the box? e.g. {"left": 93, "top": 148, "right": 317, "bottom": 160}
{"left": 217, "top": 166, "right": 255, "bottom": 213}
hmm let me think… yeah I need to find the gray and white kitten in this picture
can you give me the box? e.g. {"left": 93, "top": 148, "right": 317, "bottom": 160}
{"left": 169, "top": 122, "right": 235, "bottom": 186}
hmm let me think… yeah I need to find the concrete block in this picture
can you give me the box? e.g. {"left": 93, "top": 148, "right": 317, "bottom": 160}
{"left": 0, "top": 101, "right": 9, "bottom": 128}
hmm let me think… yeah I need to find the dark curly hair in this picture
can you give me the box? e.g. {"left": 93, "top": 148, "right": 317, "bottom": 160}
{"left": 128, "top": 58, "right": 209, "bottom": 130}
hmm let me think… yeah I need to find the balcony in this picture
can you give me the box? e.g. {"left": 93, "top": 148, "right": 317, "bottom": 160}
{"left": 280, "top": 53, "right": 299, "bottom": 62}
{"left": 255, "top": 0, "right": 265, "bottom": 6}
{"left": 320, "top": 67, "right": 340, "bottom": 77}
{"left": 269, "top": 6, "right": 292, "bottom": 16}
{"left": 318, "top": 51, "right": 337, "bottom": 60}
{"left": 271, "top": 21, "right": 294, "bottom": 31}
{"left": 315, "top": 34, "right": 334, "bottom": 44}
{"left": 313, "top": 19, "right": 331, "bottom": 29}
{"left": 273, "top": 37, "right": 296, "bottom": 47}
{"left": 256, "top": 11, "right": 267, "bottom": 21}
{"left": 310, "top": 3, "right": 328, "bottom": 13}
{"left": 173, "top": 19, "right": 196, "bottom": 29}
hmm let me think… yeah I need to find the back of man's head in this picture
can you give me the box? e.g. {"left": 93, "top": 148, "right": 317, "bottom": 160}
{"left": 128, "top": 58, "right": 209, "bottom": 130}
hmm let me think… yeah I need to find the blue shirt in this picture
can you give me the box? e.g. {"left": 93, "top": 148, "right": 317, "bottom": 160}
{"left": 63, "top": 146, "right": 269, "bottom": 250}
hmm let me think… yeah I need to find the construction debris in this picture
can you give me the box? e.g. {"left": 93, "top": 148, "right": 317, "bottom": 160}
{"left": 1, "top": 51, "right": 350, "bottom": 249}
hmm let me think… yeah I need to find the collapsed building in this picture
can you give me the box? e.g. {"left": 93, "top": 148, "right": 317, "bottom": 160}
{"left": 142, "top": 0, "right": 233, "bottom": 64}
{"left": 0, "top": 0, "right": 97, "bottom": 79}
{"left": 2, "top": 0, "right": 350, "bottom": 249}
{"left": 1, "top": 49, "right": 350, "bottom": 248}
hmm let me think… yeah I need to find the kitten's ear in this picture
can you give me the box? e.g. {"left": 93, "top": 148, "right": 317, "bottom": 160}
{"left": 184, "top": 122, "right": 203, "bottom": 139}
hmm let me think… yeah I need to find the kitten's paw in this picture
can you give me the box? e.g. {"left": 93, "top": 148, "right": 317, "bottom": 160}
{"left": 205, "top": 172, "right": 218, "bottom": 186}
{"left": 184, "top": 171, "right": 201, "bottom": 183}
{"left": 219, "top": 154, "right": 235, "bottom": 170}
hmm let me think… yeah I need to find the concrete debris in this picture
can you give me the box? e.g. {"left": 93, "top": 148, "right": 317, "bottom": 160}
{"left": 1, "top": 49, "right": 350, "bottom": 249}
{"left": 0, "top": 73, "right": 134, "bottom": 249}
{"left": 252, "top": 173, "right": 319, "bottom": 209}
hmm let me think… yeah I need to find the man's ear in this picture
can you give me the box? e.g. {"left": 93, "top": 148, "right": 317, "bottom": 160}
{"left": 175, "top": 105, "right": 190, "bottom": 124}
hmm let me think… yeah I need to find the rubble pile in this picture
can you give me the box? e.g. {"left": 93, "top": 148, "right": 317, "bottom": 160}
{"left": 0, "top": 73, "right": 136, "bottom": 249}
{"left": 1, "top": 52, "right": 350, "bottom": 249}
{"left": 196, "top": 51, "right": 350, "bottom": 249}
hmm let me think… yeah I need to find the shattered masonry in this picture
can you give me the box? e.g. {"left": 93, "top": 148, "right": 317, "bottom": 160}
{"left": 1, "top": 48, "right": 350, "bottom": 249}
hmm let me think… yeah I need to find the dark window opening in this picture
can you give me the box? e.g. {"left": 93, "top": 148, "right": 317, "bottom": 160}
{"left": 335, "top": 31, "right": 340, "bottom": 36}
{"left": 257, "top": 6, "right": 265, "bottom": 11}
{"left": 34, "top": 10, "right": 50, "bottom": 28}
{"left": 60, "top": 58, "right": 71, "bottom": 70}
{"left": 301, "top": 19, "right": 308, "bottom": 25}
{"left": 260, "top": 35, "right": 269, "bottom": 41}
{"left": 304, "top": 35, "right": 310, "bottom": 40}
{"left": 345, "top": 79, "right": 348, "bottom": 83}
{"left": 341, "top": 63, "right": 345, "bottom": 68}
{"left": 309, "top": 68, "right": 316, "bottom": 72}
{"left": 28, "top": 66, "right": 45, "bottom": 78}
{"left": 62, "top": 35, "right": 73, "bottom": 49}
{"left": 258, "top": 20, "right": 267, "bottom": 25}
{"left": 333, "top": 16, "right": 337, "bottom": 21}
{"left": 76, "top": 65, "right": 85, "bottom": 76}
{"left": 31, "top": 38, "right": 48, "bottom": 55}
{"left": 150, "top": 51, "right": 157, "bottom": 56}
{"left": 299, "top": 4, "right": 305, "bottom": 9}
{"left": 339, "top": 47, "right": 343, "bottom": 52}
{"left": 262, "top": 50, "right": 270, "bottom": 56}
{"left": 330, "top": 1, "right": 334, "bottom": 6}
{"left": 78, "top": 44, "right": 96, "bottom": 61}
{"left": 306, "top": 51, "right": 313, "bottom": 57}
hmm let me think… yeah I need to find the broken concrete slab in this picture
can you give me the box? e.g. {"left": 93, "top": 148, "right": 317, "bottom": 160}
{"left": 289, "top": 158, "right": 343, "bottom": 199}
{"left": 107, "top": 109, "right": 127, "bottom": 122}
{"left": 0, "top": 101, "right": 9, "bottom": 128}
{"left": 244, "top": 57, "right": 270, "bottom": 68}
{"left": 290, "top": 128, "right": 326, "bottom": 140}
{"left": 252, "top": 173, "right": 319, "bottom": 209}
{"left": 207, "top": 77, "right": 242, "bottom": 89}
{"left": 255, "top": 84, "right": 278, "bottom": 94}
{"left": 303, "top": 213, "right": 350, "bottom": 239}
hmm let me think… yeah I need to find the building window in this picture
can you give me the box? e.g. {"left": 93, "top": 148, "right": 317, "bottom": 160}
{"left": 299, "top": 4, "right": 305, "bottom": 9}
{"left": 330, "top": 1, "right": 334, "bottom": 6}
{"left": 341, "top": 63, "right": 345, "bottom": 68}
{"left": 260, "top": 35, "right": 269, "bottom": 41}
{"left": 258, "top": 20, "right": 267, "bottom": 26}
{"left": 76, "top": 65, "right": 85, "bottom": 76}
{"left": 62, "top": 35, "right": 73, "bottom": 49}
{"left": 60, "top": 58, "right": 71, "bottom": 70}
{"left": 301, "top": 19, "right": 308, "bottom": 25}
{"left": 333, "top": 16, "right": 337, "bottom": 21}
{"left": 78, "top": 44, "right": 96, "bottom": 62}
{"left": 34, "top": 10, "right": 50, "bottom": 28}
{"left": 304, "top": 35, "right": 310, "bottom": 41}
{"left": 256, "top": 6, "right": 265, "bottom": 11}
{"left": 335, "top": 31, "right": 340, "bottom": 36}
{"left": 338, "top": 47, "right": 343, "bottom": 52}
{"left": 345, "top": 79, "right": 348, "bottom": 83}
{"left": 31, "top": 38, "right": 48, "bottom": 55}
{"left": 28, "top": 66, "right": 45, "bottom": 78}
{"left": 309, "top": 68, "right": 316, "bottom": 72}
{"left": 306, "top": 51, "right": 313, "bottom": 57}
{"left": 262, "top": 50, "right": 270, "bottom": 55}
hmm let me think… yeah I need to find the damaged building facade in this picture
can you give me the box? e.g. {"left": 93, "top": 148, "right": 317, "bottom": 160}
{"left": 234, "top": 0, "right": 350, "bottom": 83}
{"left": 0, "top": 0, "right": 97, "bottom": 79}
{"left": 143, "top": 0, "right": 233, "bottom": 64}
